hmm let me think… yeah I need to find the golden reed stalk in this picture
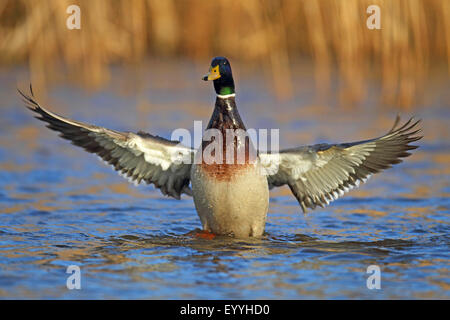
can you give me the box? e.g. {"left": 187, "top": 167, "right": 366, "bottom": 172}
{"left": 0, "top": 0, "right": 448, "bottom": 108}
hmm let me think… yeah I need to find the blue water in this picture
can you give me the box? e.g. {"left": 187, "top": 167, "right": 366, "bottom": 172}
{"left": 0, "top": 65, "right": 449, "bottom": 299}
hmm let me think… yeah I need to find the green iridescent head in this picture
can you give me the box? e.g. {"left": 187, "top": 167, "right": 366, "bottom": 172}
{"left": 202, "top": 56, "right": 235, "bottom": 96}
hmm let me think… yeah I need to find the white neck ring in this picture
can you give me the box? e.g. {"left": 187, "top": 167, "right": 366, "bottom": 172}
{"left": 217, "top": 93, "right": 236, "bottom": 99}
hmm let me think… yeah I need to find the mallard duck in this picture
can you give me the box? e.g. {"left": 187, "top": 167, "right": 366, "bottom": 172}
{"left": 19, "top": 56, "right": 422, "bottom": 238}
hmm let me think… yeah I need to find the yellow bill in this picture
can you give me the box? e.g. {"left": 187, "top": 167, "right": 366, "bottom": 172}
{"left": 202, "top": 65, "right": 221, "bottom": 81}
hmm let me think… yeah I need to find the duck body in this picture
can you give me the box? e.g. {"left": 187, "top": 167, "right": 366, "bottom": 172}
{"left": 191, "top": 96, "right": 269, "bottom": 237}
{"left": 19, "top": 56, "right": 422, "bottom": 239}
{"left": 191, "top": 161, "right": 269, "bottom": 237}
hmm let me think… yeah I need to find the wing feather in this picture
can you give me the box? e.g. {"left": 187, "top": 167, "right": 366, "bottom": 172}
{"left": 19, "top": 86, "right": 194, "bottom": 199}
{"left": 260, "top": 116, "right": 422, "bottom": 212}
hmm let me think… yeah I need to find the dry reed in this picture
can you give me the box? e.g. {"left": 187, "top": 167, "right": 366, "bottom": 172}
{"left": 0, "top": 0, "right": 448, "bottom": 108}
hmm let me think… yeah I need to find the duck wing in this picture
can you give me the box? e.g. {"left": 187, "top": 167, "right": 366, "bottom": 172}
{"left": 19, "top": 86, "right": 194, "bottom": 199}
{"left": 259, "top": 116, "right": 422, "bottom": 212}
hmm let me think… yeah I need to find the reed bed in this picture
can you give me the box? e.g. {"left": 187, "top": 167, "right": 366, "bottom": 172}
{"left": 0, "top": 0, "right": 448, "bottom": 108}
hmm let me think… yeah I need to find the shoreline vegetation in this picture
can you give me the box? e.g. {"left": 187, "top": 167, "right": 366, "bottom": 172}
{"left": 1, "top": 0, "right": 449, "bottom": 108}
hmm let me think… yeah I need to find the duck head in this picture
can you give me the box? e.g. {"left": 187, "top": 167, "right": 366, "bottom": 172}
{"left": 203, "top": 56, "right": 235, "bottom": 96}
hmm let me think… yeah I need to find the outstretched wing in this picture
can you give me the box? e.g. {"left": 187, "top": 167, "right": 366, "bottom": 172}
{"left": 259, "top": 116, "right": 422, "bottom": 212}
{"left": 19, "top": 86, "right": 194, "bottom": 199}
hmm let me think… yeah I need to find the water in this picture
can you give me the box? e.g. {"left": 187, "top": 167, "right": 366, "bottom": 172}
{"left": 0, "top": 63, "right": 449, "bottom": 299}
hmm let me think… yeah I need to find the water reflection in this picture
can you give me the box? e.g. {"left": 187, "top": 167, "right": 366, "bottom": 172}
{"left": 0, "top": 66, "right": 449, "bottom": 299}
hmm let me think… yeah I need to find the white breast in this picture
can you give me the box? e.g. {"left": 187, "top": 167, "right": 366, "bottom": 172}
{"left": 190, "top": 162, "right": 269, "bottom": 237}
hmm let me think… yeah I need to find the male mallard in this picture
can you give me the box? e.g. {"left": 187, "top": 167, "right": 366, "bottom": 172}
{"left": 19, "top": 56, "right": 422, "bottom": 238}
